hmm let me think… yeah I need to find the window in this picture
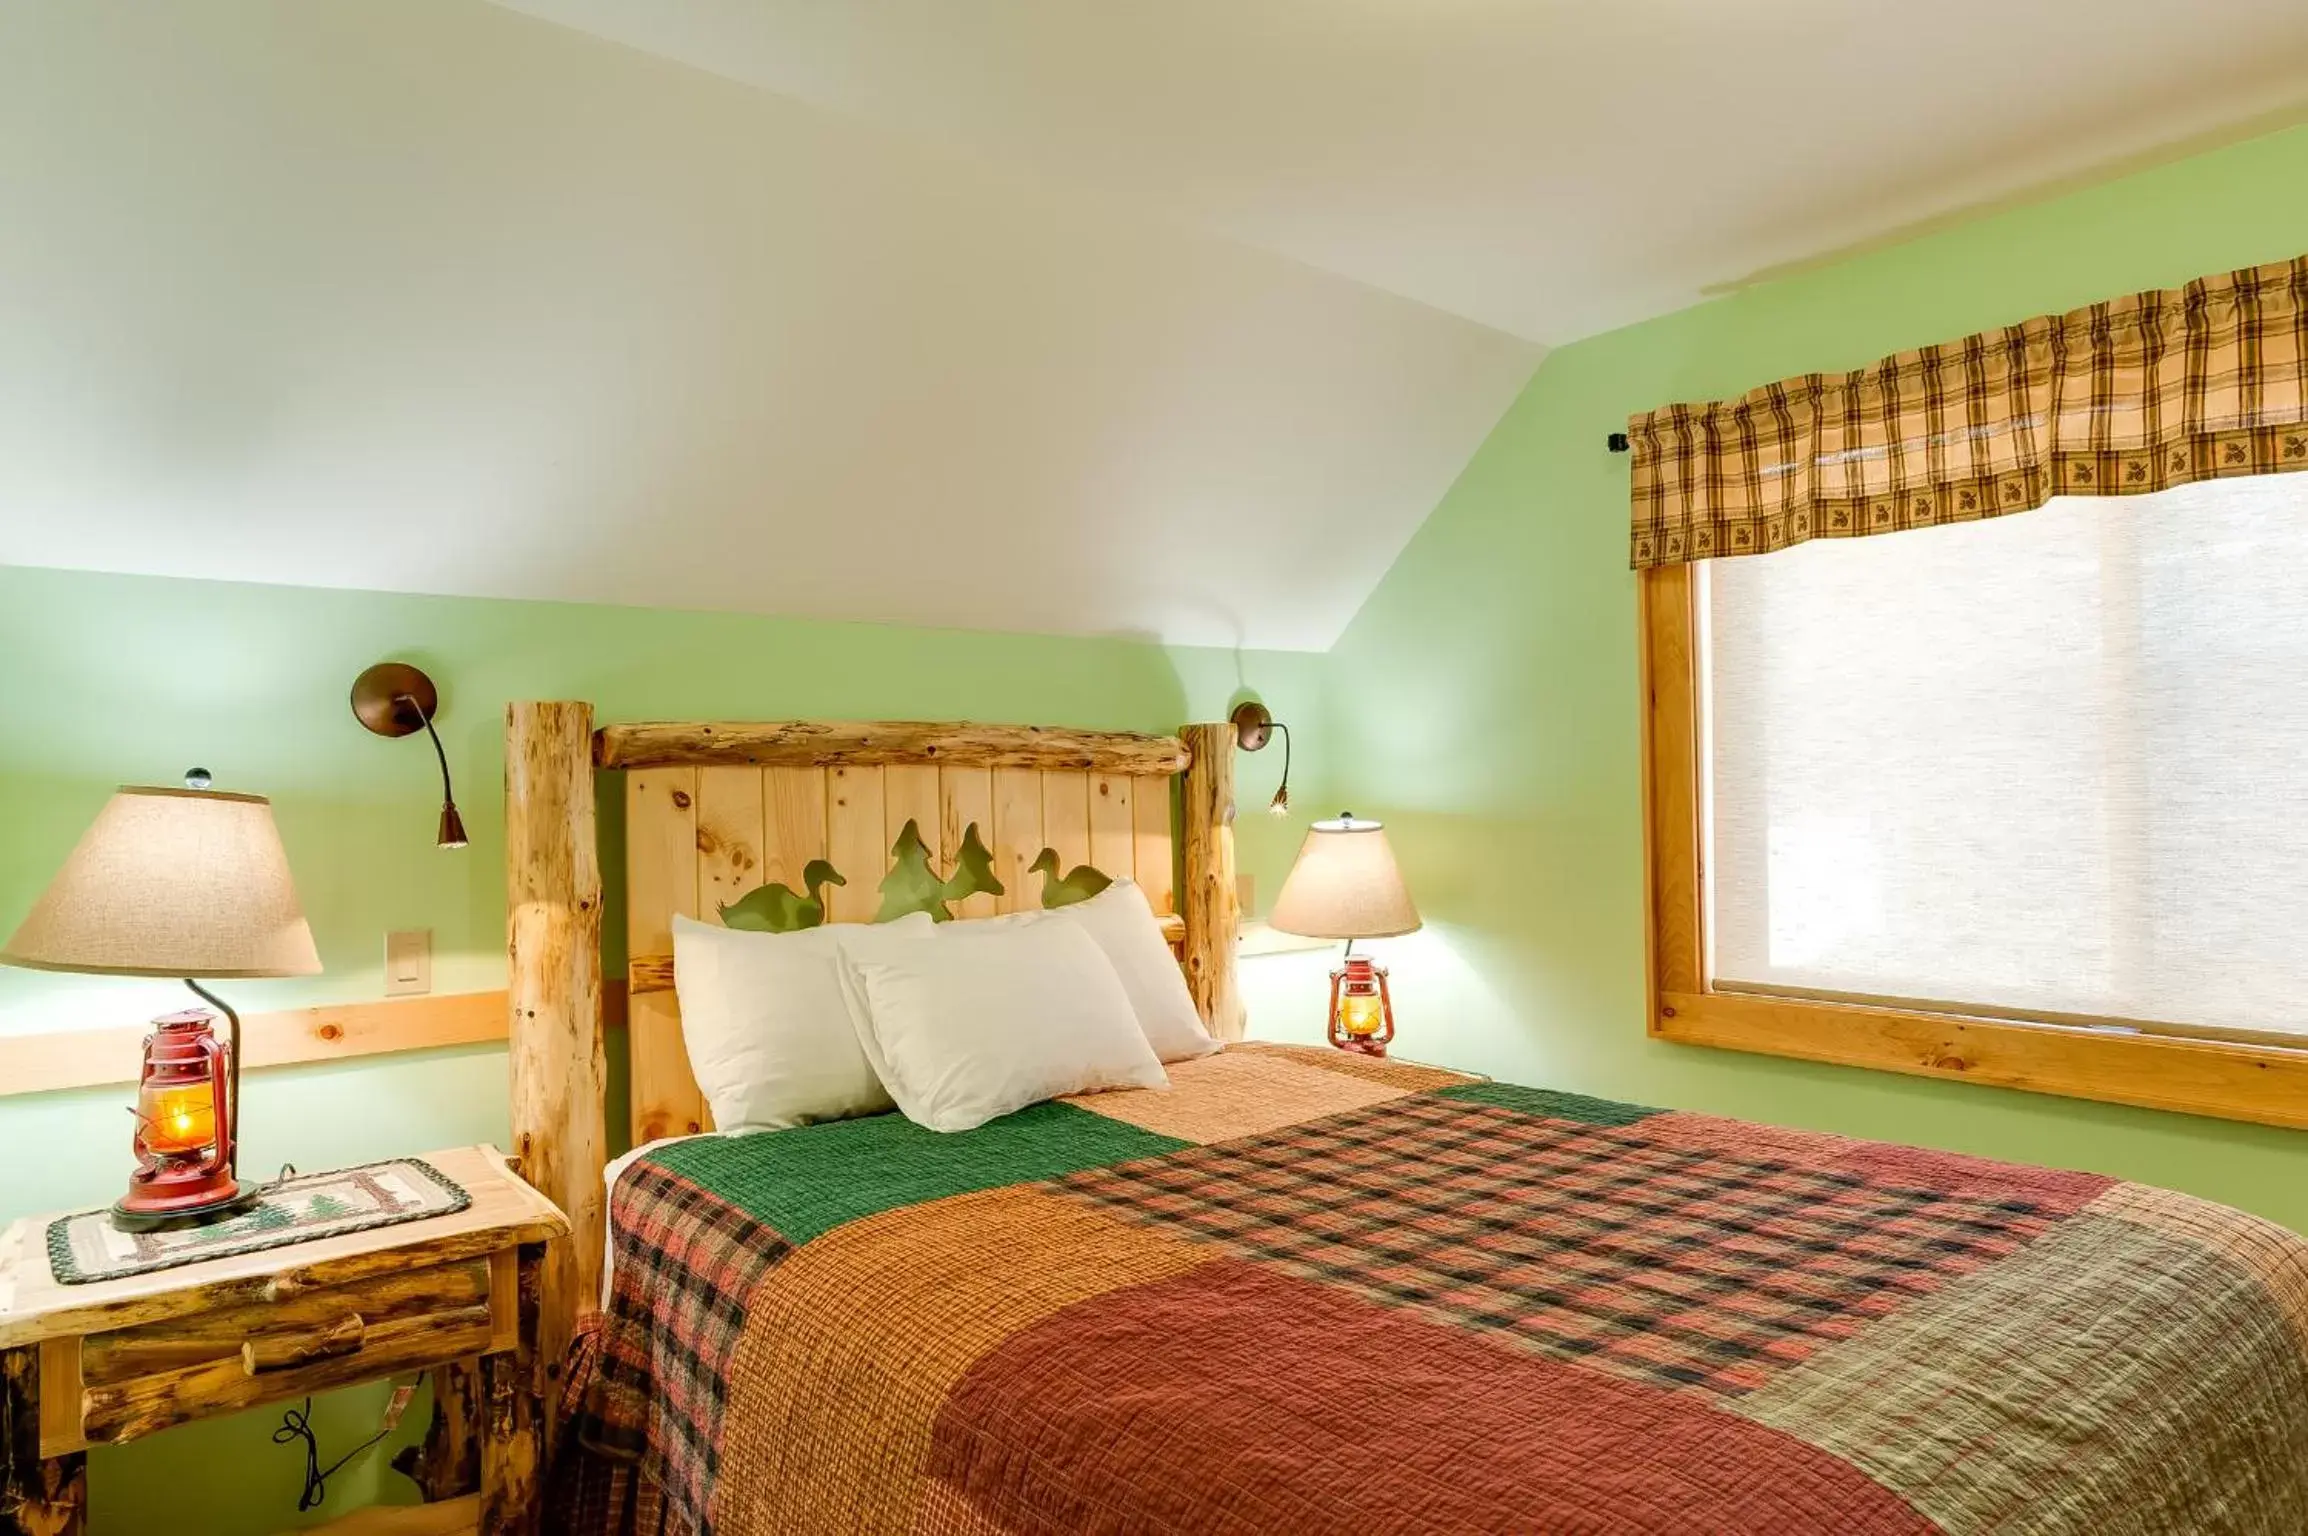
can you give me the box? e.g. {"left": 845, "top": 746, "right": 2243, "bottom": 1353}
{"left": 1640, "top": 476, "right": 2308, "bottom": 1129}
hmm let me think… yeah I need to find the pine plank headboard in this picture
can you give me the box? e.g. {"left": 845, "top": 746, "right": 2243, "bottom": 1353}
{"left": 500, "top": 708, "right": 1242, "bottom": 1427}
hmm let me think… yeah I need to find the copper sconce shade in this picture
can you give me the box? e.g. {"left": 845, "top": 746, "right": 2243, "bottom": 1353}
{"left": 351, "top": 662, "right": 437, "bottom": 738}
{"left": 353, "top": 662, "right": 469, "bottom": 849}
{"left": 1231, "top": 701, "right": 1276, "bottom": 752}
{"left": 1231, "top": 701, "right": 1293, "bottom": 817}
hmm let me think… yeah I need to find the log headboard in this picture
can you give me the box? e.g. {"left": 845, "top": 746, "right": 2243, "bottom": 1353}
{"left": 501, "top": 707, "right": 1242, "bottom": 1415}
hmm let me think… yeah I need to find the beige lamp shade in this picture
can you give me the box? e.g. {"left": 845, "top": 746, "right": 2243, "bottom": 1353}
{"left": 0, "top": 786, "right": 322, "bottom": 978}
{"left": 1268, "top": 814, "right": 1421, "bottom": 941}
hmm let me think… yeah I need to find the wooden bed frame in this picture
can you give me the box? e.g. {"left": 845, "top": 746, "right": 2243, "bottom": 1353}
{"left": 499, "top": 707, "right": 1243, "bottom": 1416}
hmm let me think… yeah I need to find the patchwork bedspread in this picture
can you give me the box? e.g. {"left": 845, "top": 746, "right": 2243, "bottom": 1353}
{"left": 551, "top": 1044, "right": 2308, "bottom": 1535}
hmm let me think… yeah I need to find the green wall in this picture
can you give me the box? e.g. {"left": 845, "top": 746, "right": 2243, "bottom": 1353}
{"left": 14, "top": 119, "right": 2308, "bottom": 1536}
{"left": 0, "top": 563, "right": 1331, "bottom": 1532}
{"left": 1319, "top": 123, "right": 2308, "bottom": 1235}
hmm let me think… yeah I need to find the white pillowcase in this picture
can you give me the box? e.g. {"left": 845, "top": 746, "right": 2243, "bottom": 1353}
{"left": 670, "top": 911, "right": 932, "bottom": 1131}
{"left": 836, "top": 916, "right": 1168, "bottom": 1133}
{"left": 883, "top": 881, "right": 1217, "bottom": 1063}
{"left": 1056, "top": 881, "right": 1219, "bottom": 1064}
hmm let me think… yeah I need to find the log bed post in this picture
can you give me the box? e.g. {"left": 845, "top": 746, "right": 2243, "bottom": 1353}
{"left": 1179, "top": 723, "right": 1243, "bottom": 1041}
{"left": 504, "top": 701, "right": 605, "bottom": 1449}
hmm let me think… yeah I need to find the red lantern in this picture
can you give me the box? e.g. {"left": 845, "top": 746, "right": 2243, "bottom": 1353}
{"left": 117, "top": 1009, "right": 250, "bottom": 1229}
{"left": 1326, "top": 954, "right": 1396, "bottom": 1057}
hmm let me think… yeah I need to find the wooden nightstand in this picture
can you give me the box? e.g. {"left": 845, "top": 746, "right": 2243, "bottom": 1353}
{"left": 0, "top": 1145, "right": 568, "bottom": 1536}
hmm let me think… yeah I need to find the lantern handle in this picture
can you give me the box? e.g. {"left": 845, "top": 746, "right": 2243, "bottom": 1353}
{"left": 185, "top": 977, "right": 241, "bottom": 1185}
{"left": 191, "top": 1027, "right": 230, "bottom": 1179}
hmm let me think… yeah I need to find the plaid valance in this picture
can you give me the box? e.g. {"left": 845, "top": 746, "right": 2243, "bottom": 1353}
{"left": 1627, "top": 254, "right": 2308, "bottom": 569}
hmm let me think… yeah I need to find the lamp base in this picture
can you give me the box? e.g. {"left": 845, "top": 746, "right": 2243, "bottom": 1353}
{"left": 112, "top": 1176, "right": 257, "bottom": 1233}
{"left": 1332, "top": 1036, "right": 1390, "bottom": 1059}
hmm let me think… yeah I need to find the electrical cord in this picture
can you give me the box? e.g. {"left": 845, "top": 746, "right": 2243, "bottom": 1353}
{"left": 272, "top": 1387, "right": 403, "bottom": 1513}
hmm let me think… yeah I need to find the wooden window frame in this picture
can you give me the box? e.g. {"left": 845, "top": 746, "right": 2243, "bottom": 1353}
{"left": 1638, "top": 563, "right": 2308, "bottom": 1131}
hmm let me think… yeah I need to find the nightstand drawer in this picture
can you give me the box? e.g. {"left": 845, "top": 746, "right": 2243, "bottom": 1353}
{"left": 50, "top": 1254, "right": 511, "bottom": 1451}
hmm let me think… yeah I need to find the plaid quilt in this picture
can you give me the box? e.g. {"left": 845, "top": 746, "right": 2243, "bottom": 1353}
{"left": 549, "top": 1045, "right": 2308, "bottom": 1535}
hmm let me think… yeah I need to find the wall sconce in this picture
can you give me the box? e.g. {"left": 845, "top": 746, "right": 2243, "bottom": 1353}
{"left": 352, "top": 662, "right": 469, "bottom": 849}
{"left": 1231, "top": 701, "right": 1293, "bottom": 817}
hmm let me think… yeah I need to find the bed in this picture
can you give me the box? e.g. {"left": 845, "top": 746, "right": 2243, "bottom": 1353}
{"left": 496, "top": 709, "right": 2308, "bottom": 1535}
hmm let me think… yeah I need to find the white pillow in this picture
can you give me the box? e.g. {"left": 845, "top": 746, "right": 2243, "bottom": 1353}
{"left": 835, "top": 917, "right": 1168, "bottom": 1133}
{"left": 879, "top": 881, "right": 1217, "bottom": 1063}
{"left": 670, "top": 911, "right": 931, "bottom": 1131}
{"left": 1056, "top": 881, "right": 1219, "bottom": 1064}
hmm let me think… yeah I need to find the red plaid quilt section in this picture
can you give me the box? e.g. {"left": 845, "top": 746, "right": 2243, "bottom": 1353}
{"left": 571, "top": 1162, "right": 791, "bottom": 1535}
{"left": 1061, "top": 1092, "right": 2072, "bottom": 1397}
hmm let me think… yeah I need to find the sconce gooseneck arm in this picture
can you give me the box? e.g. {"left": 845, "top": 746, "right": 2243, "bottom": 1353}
{"left": 397, "top": 692, "right": 458, "bottom": 813}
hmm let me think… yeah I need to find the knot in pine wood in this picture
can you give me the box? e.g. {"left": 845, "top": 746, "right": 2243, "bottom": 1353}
{"left": 262, "top": 1269, "right": 318, "bottom": 1303}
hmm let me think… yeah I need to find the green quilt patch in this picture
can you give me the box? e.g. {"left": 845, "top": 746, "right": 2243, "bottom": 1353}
{"left": 1435, "top": 1080, "right": 1663, "bottom": 1128}
{"left": 644, "top": 1101, "right": 1188, "bottom": 1246}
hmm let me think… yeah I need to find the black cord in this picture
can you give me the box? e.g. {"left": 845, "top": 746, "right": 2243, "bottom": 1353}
{"left": 273, "top": 1394, "right": 396, "bottom": 1513}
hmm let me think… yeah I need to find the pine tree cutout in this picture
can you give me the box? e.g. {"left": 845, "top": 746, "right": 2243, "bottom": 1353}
{"left": 877, "top": 820, "right": 953, "bottom": 922}
{"left": 939, "top": 824, "right": 1005, "bottom": 911}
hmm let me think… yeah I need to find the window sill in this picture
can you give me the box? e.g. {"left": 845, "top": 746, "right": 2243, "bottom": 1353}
{"left": 1652, "top": 987, "right": 2308, "bottom": 1131}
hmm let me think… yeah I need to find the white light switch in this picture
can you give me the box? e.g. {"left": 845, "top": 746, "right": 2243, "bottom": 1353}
{"left": 385, "top": 929, "right": 432, "bottom": 997}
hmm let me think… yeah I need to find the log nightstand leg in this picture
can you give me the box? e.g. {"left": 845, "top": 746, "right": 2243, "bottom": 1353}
{"left": 395, "top": 1357, "right": 482, "bottom": 1503}
{"left": 1, "top": 1348, "right": 84, "bottom": 1536}
{"left": 479, "top": 1242, "right": 547, "bottom": 1536}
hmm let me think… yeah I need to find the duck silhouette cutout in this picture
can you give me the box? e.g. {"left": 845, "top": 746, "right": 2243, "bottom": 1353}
{"left": 1031, "top": 848, "right": 1113, "bottom": 909}
{"left": 720, "top": 859, "right": 846, "bottom": 933}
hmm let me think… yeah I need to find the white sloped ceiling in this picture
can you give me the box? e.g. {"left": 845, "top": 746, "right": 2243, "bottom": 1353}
{"left": 0, "top": 0, "right": 1540, "bottom": 651}
{"left": 16, "top": 0, "right": 2298, "bottom": 645}
{"left": 494, "top": 0, "right": 2308, "bottom": 344}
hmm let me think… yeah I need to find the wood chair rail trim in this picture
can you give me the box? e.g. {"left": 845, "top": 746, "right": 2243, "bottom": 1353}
{"left": 0, "top": 985, "right": 630, "bottom": 1100}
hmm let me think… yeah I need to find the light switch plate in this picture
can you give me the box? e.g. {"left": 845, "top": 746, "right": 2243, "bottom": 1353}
{"left": 385, "top": 929, "right": 432, "bottom": 997}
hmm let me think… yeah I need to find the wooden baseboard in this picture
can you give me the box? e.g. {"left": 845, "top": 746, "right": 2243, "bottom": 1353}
{"left": 289, "top": 1493, "right": 477, "bottom": 1536}
{"left": 0, "top": 982, "right": 628, "bottom": 1099}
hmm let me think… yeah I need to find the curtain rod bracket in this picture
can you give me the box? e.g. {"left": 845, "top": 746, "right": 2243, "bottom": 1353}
{"left": 1607, "top": 432, "right": 1631, "bottom": 453}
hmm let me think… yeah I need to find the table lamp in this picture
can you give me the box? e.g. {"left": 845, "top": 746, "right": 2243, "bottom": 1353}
{"left": 1, "top": 773, "right": 321, "bottom": 1228}
{"left": 1268, "top": 813, "right": 1421, "bottom": 1056}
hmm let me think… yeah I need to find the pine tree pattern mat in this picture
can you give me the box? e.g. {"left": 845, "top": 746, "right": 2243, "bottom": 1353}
{"left": 47, "top": 1158, "right": 470, "bottom": 1284}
